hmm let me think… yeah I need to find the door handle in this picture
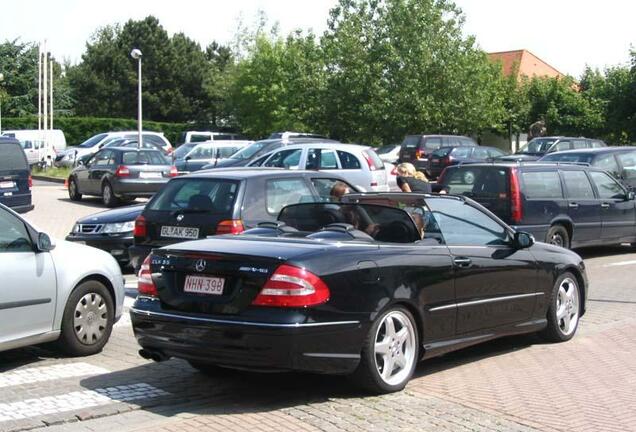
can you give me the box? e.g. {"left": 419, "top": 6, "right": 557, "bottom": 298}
{"left": 601, "top": 203, "right": 610, "bottom": 209}
{"left": 568, "top": 203, "right": 579, "bottom": 209}
{"left": 453, "top": 257, "right": 472, "bottom": 268}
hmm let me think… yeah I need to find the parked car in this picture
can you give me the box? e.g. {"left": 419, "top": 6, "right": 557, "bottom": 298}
{"left": 267, "top": 131, "right": 328, "bottom": 140}
{"left": 437, "top": 162, "right": 636, "bottom": 249}
{"left": 202, "top": 138, "right": 340, "bottom": 170}
{"left": 175, "top": 141, "right": 252, "bottom": 173}
{"left": 66, "top": 204, "right": 145, "bottom": 267}
{"left": 247, "top": 143, "right": 389, "bottom": 192}
{"left": 67, "top": 148, "right": 177, "bottom": 207}
{"left": 128, "top": 169, "right": 359, "bottom": 270}
{"left": 0, "top": 203, "right": 124, "bottom": 355}
{"left": 0, "top": 137, "right": 33, "bottom": 213}
{"left": 375, "top": 144, "right": 401, "bottom": 164}
{"left": 498, "top": 137, "right": 607, "bottom": 162}
{"left": 179, "top": 131, "right": 247, "bottom": 144}
{"left": 130, "top": 192, "right": 587, "bottom": 394}
{"left": 539, "top": 147, "right": 636, "bottom": 190}
{"left": 398, "top": 135, "right": 478, "bottom": 172}
{"left": 55, "top": 131, "right": 173, "bottom": 167}
{"left": 427, "top": 145, "right": 508, "bottom": 179}
{"left": 172, "top": 142, "right": 198, "bottom": 162}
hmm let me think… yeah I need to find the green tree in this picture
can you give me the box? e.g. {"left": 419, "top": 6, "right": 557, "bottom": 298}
{"left": 321, "top": 0, "right": 505, "bottom": 144}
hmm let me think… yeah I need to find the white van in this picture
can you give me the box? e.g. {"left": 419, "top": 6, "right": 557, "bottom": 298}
{"left": 2, "top": 129, "right": 67, "bottom": 166}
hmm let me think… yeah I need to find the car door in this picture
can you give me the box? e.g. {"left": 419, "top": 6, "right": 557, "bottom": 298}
{"left": 588, "top": 170, "right": 636, "bottom": 242}
{"left": 560, "top": 170, "right": 601, "bottom": 244}
{"left": 0, "top": 209, "right": 56, "bottom": 344}
{"left": 425, "top": 198, "right": 538, "bottom": 334}
{"left": 88, "top": 149, "right": 116, "bottom": 194}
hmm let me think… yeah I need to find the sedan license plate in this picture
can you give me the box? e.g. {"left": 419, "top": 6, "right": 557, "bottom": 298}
{"left": 160, "top": 226, "right": 200, "bottom": 239}
{"left": 184, "top": 275, "right": 225, "bottom": 295}
{"left": 0, "top": 181, "right": 15, "bottom": 189}
{"left": 139, "top": 172, "right": 162, "bottom": 179}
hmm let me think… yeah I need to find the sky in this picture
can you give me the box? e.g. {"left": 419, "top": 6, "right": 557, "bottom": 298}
{"left": 1, "top": 0, "right": 634, "bottom": 77}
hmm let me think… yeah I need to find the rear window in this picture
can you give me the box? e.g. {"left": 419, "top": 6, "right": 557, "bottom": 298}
{"left": 189, "top": 134, "right": 210, "bottom": 143}
{"left": 401, "top": 136, "right": 421, "bottom": 148}
{"left": 440, "top": 167, "right": 508, "bottom": 197}
{"left": 540, "top": 153, "right": 593, "bottom": 164}
{"left": 0, "top": 143, "right": 28, "bottom": 170}
{"left": 122, "top": 151, "right": 168, "bottom": 165}
{"left": 451, "top": 147, "right": 472, "bottom": 158}
{"left": 338, "top": 151, "right": 361, "bottom": 169}
{"left": 522, "top": 171, "right": 563, "bottom": 199}
{"left": 363, "top": 149, "right": 385, "bottom": 170}
{"left": 424, "top": 137, "right": 442, "bottom": 150}
{"left": 148, "top": 179, "right": 239, "bottom": 214}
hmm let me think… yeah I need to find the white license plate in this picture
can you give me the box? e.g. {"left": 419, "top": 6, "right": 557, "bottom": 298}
{"left": 160, "top": 225, "right": 200, "bottom": 239}
{"left": 139, "top": 172, "right": 162, "bottom": 179}
{"left": 183, "top": 275, "right": 225, "bottom": 295}
{"left": 0, "top": 181, "right": 15, "bottom": 189}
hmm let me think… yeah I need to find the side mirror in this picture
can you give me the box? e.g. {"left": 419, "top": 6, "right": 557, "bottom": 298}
{"left": 185, "top": 156, "right": 192, "bottom": 161}
{"left": 514, "top": 231, "right": 534, "bottom": 249}
{"left": 37, "top": 232, "right": 55, "bottom": 252}
{"left": 627, "top": 191, "right": 635, "bottom": 201}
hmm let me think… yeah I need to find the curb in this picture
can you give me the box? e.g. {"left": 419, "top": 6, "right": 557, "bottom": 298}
{"left": 32, "top": 174, "right": 66, "bottom": 184}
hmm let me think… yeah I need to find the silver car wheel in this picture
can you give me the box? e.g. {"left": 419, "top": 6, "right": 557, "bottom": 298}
{"left": 103, "top": 184, "right": 112, "bottom": 203}
{"left": 73, "top": 293, "right": 108, "bottom": 345}
{"left": 373, "top": 310, "right": 417, "bottom": 386}
{"left": 556, "top": 278, "right": 579, "bottom": 336}
{"left": 69, "top": 180, "right": 76, "bottom": 196}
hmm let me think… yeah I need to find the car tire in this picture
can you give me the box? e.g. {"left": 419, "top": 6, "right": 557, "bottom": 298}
{"left": 68, "top": 177, "right": 82, "bottom": 201}
{"left": 545, "top": 225, "right": 570, "bottom": 249}
{"left": 350, "top": 306, "right": 419, "bottom": 394}
{"left": 540, "top": 272, "right": 581, "bottom": 343}
{"left": 188, "top": 361, "right": 232, "bottom": 377}
{"left": 57, "top": 280, "right": 114, "bottom": 356}
{"left": 102, "top": 181, "right": 120, "bottom": 207}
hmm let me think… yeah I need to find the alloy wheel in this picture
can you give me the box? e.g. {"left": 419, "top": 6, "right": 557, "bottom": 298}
{"left": 73, "top": 292, "right": 108, "bottom": 345}
{"left": 556, "top": 278, "right": 579, "bottom": 336}
{"left": 103, "top": 184, "right": 111, "bottom": 203}
{"left": 549, "top": 233, "right": 564, "bottom": 247}
{"left": 373, "top": 310, "right": 417, "bottom": 386}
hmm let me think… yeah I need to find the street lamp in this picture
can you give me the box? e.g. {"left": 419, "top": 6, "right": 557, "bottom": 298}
{"left": 130, "top": 48, "right": 142, "bottom": 149}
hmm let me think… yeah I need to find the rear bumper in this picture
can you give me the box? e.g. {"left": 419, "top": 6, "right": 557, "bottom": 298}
{"left": 130, "top": 300, "right": 364, "bottom": 375}
{"left": 0, "top": 194, "right": 33, "bottom": 213}
{"left": 113, "top": 179, "right": 169, "bottom": 197}
{"left": 66, "top": 234, "right": 133, "bottom": 264}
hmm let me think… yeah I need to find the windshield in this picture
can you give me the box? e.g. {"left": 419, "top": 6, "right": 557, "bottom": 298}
{"left": 174, "top": 143, "right": 197, "bottom": 159}
{"left": 517, "top": 139, "right": 558, "bottom": 154}
{"left": 77, "top": 133, "right": 108, "bottom": 148}
{"left": 230, "top": 142, "right": 268, "bottom": 160}
{"left": 376, "top": 145, "right": 398, "bottom": 155}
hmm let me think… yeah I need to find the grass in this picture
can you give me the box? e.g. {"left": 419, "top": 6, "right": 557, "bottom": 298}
{"left": 32, "top": 166, "right": 73, "bottom": 179}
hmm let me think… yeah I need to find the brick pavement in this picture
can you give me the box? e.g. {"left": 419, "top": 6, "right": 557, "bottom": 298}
{"left": 1, "top": 182, "right": 634, "bottom": 432}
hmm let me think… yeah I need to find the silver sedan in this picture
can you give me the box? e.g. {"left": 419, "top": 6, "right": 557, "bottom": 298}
{"left": 0, "top": 204, "right": 124, "bottom": 355}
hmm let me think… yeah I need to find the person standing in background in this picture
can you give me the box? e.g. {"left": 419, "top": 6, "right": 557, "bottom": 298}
{"left": 396, "top": 163, "right": 432, "bottom": 193}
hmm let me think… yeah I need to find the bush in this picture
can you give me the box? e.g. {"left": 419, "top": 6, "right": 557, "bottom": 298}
{"left": 1, "top": 116, "right": 189, "bottom": 146}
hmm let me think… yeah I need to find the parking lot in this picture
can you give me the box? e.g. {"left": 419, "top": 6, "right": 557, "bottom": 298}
{"left": 1, "top": 181, "right": 635, "bottom": 432}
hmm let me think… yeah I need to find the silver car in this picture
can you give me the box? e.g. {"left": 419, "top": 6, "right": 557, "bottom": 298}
{"left": 0, "top": 204, "right": 125, "bottom": 355}
{"left": 247, "top": 142, "right": 390, "bottom": 192}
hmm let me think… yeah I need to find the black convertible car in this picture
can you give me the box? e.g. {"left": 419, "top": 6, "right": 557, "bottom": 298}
{"left": 130, "top": 193, "right": 587, "bottom": 393}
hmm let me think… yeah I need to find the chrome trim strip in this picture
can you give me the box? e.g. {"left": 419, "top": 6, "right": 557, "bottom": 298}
{"left": 302, "top": 353, "right": 360, "bottom": 359}
{"left": 0, "top": 298, "right": 51, "bottom": 310}
{"left": 429, "top": 292, "right": 544, "bottom": 312}
{"left": 130, "top": 307, "right": 360, "bottom": 328}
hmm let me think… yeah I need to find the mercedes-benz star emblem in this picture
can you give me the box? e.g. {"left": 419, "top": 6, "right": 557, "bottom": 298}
{"left": 194, "top": 259, "right": 206, "bottom": 272}
{"left": 176, "top": 214, "right": 184, "bottom": 222}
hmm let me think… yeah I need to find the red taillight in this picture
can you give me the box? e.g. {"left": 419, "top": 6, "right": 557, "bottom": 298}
{"left": 442, "top": 156, "right": 452, "bottom": 165}
{"left": 28, "top": 175, "right": 32, "bottom": 190}
{"left": 363, "top": 152, "right": 376, "bottom": 171}
{"left": 415, "top": 149, "right": 426, "bottom": 160}
{"left": 216, "top": 219, "right": 244, "bottom": 235}
{"left": 115, "top": 165, "right": 130, "bottom": 177}
{"left": 510, "top": 168, "right": 523, "bottom": 223}
{"left": 252, "top": 264, "right": 330, "bottom": 307}
{"left": 168, "top": 166, "right": 178, "bottom": 177}
{"left": 134, "top": 215, "right": 147, "bottom": 238}
{"left": 137, "top": 255, "right": 158, "bottom": 297}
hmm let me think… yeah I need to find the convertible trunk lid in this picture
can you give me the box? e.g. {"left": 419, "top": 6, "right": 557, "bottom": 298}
{"left": 149, "top": 236, "right": 333, "bottom": 315}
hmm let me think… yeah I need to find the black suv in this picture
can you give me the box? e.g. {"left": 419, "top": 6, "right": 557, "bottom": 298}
{"left": 539, "top": 147, "right": 636, "bottom": 190}
{"left": 438, "top": 163, "right": 636, "bottom": 249}
{"left": 0, "top": 137, "right": 33, "bottom": 213}
{"left": 499, "top": 137, "right": 606, "bottom": 162}
{"left": 399, "top": 135, "right": 477, "bottom": 172}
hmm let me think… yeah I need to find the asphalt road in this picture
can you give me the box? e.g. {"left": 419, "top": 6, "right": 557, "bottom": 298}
{"left": 1, "top": 181, "right": 635, "bottom": 432}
